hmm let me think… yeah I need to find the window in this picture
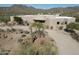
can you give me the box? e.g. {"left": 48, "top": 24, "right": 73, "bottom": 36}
{"left": 34, "top": 20, "right": 45, "bottom": 23}
{"left": 57, "top": 22, "right": 60, "bottom": 25}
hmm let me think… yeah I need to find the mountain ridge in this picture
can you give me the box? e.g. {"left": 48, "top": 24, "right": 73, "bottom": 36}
{"left": 0, "top": 4, "right": 79, "bottom": 16}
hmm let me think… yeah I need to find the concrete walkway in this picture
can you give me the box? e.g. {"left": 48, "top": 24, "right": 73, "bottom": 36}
{"left": 48, "top": 30, "right": 79, "bottom": 55}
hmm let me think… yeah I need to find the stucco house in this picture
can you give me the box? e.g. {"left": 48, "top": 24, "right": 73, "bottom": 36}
{"left": 10, "top": 15, "right": 76, "bottom": 30}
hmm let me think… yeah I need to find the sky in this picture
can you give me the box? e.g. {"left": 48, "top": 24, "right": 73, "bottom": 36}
{"left": 0, "top": 4, "right": 79, "bottom": 9}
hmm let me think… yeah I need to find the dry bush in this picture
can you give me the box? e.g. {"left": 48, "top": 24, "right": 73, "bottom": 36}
{"left": 0, "top": 48, "right": 11, "bottom": 55}
{"left": 32, "top": 37, "right": 57, "bottom": 55}
{"left": 21, "top": 34, "right": 26, "bottom": 37}
{"left": 19, "top": 36, "right": 58, "bottom": 55}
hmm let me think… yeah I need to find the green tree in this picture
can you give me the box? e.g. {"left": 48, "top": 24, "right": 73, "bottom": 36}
{"left": 14, "top": 17, "right": 24, "bottom": 25}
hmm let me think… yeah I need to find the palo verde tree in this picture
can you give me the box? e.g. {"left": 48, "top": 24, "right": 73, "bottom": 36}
{"left": 30, "top": 22, "right": 46, "bottom": 38}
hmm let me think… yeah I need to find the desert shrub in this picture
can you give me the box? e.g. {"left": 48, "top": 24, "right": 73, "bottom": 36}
{"left": 12, "top": 28, "right": 16, "bottom": 32}
{"left": 50, "top": 26, "right": 53, "bottom": 29}
{"left": 65, "top": 23, "right": 79, "bottom": 42}
{"left": 19, "top": 37, "right": 58, "bottom": 55}
{"left": 7, "top": 29, "right": 12, "bottom": 32}
{"left": 18, "top": 39, "right": 23, "bottom": 43}
{"left": 25, "top": 31, "right": 29, "bottom": 34}
{"left": 0, "top": 29, "right": 5, "bottom": 32}
{"left": 59, "top": 26, "right": 63, "bottom": 30}
{"left": 0, "top": 48, "right": 10, "bottom": 55}
{"left": 11, "top": 37, "right": 13, "bottom": 40}
{"left": 66, "top": 23, "right": 79, "bottom": 30}
{"left": 18, "top": 30, "right": 24, "bottom": 33}
{"left": 70, "top": 32, "right": 79, "bottom": 42}
{"left": 0, "top": 16, "right": 10, "bottom": 24}
{"left": 74, "top": 16, "right": 79, "bottom": 22}
{"left": 22, "top": 34, "right": 26, "bottom": 37}
{"left": 32, "top": 31, "right": 47, "bottom": 38}
{"left": 45, "top": 25, "right": 49, "bottom": 29}
{"left": 20, "top": 31, "right": 23, "bottom": 33}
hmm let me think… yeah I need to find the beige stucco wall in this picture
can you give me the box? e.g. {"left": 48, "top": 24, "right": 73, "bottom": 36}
{"left": 10, "top": 15, "right": 76, "bottom": 30}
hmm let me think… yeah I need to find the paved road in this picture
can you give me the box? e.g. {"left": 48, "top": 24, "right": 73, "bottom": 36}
{"left": 48, "top": 30, "right": 79, "bottom": 55}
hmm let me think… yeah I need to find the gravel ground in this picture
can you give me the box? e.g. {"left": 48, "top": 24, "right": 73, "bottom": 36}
{"left": 0, "top": 26, "right": 79, "bottom": 55}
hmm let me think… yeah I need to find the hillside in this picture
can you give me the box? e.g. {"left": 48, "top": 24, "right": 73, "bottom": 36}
{"left": 0, "top": 4, "right": 79, "bottom": 16}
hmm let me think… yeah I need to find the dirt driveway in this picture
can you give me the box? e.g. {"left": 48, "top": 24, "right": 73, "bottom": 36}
{"left": 48, "top": 30, "right": 79, "bottom": 55}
